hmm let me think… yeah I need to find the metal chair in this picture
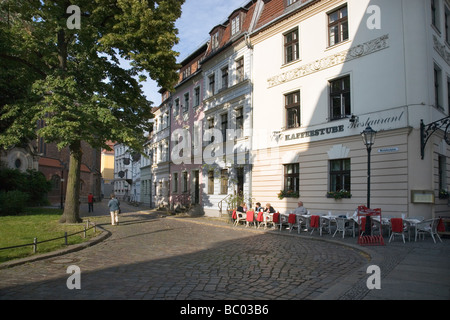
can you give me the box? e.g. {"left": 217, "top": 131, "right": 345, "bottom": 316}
{"left": 415, "top": 218, "right": 443, "bottom": 243}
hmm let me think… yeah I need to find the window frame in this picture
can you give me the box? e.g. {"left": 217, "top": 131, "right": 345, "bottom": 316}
{"left": 172, "top": 172, "right": 179, "bottom": 193}
{"left": 328, "top": 5, "right": 349, "bottom": 47}
{"left": 220, "top": 169, "right": 228, "bottom": 194}
{"left": 221, "top": 66, "right": 229, "bottom": 90}
{"left": 208, "top": 73, "right": 215, "bottom": 96}
{"left": 285, "top": 91, "right": 301, "bottom": 129}
{"left": 329, "top": 75, "right": 351, "bottom": 121}
{"left": 208, "top": 170, "right": 214, "bottom": 194}
{"left": 284, "top": 28, "right": 299, "bottom": 64}
{"left": 194, "top": 86, "right": 200, "bottom": 108}
{"left": 284, "top": 163, "right": 300, "bottom": 193}
{"left": 183, "top": 92, "right": 189, "bottom": 113}
{"left": 236, "top": 57, "right": 244, "bottom": 83}
{"left": 329, "top": 158, "right": 351, "bottom": 193}
{"left": 236, "top": 107, "right": 244, "bottom": 138}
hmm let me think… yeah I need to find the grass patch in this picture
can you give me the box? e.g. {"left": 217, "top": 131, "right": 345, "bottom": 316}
{"left": 0, "top": 207, "right": 101, "bottom": 264}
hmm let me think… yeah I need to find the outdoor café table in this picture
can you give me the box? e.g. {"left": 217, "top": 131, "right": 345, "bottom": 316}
{"left": 404, "top": 218, "right": 422, "bottom": 241}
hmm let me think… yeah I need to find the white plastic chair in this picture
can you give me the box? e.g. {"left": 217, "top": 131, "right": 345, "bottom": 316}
{"left": 333, "top": 217, "right": 352, "bottom": 238}
{"left": 415, "top": 218, "right": 443, "bottom": 243}
{"left": 234, "top": 211, "right": 246, "bottom": 227}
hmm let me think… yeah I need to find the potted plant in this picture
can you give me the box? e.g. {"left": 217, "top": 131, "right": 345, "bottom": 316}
{"left": 326, "top": 189, "right": 352, "bottom": 199}
{"left": 439, "top": 189, "right": 449, "bottom": 199}
{"left": 277, "top": 190, "right": 300, "bottom": 200}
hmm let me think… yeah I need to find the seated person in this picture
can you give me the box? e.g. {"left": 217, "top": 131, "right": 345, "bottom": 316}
{"left": 293, "top": 201, "right": 307, "bottom": 215}
{"left": 254, "top": 202, "right": 263, "bottom": 212}
{"left": 264, "top": 203, "right": 275, "bottom": 213}
{"left": 236, "top": 202, "right": 247, "bottom": 212}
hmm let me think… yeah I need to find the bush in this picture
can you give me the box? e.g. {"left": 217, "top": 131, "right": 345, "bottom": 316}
{"left": 0, "top": 190, "right": 29, "bottom": 215}
{"left": 0, "top": 168, "right": 51, "bottom": 206}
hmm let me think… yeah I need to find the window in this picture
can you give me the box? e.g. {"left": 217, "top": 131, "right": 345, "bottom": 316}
{"left": 212, "top": 32, "right": 219, "bottom": 49}
{"left": 182, "top": 66, "right": 191, "bottom": 80}
{"left": 208, "top": 74, "right": 215, "bottom": 96}
{"left": 328, "top": 5, "right": 348, "bottom": 46}
{"left": 287, "top": 0, "right": 298, "bottom": 6}
{"left": 236, "top": 58, "right": 244, "bottom": 83}
{"left": 221, "top": 113, "right": 228, "bottom": 142}
{"left": 207, "top": 117, "right": 215, "bottom": 144}
{"left": 284, "top": 28, "right": 299, "bottom": 64}
{"left": 51, "top": 175, "right": 60, "bottom": 190}
{"left": 220, "top": 169, "right": 228, "bottom": 194}
{"left": 236, "top": 107, "right": 244, "bottom": 138}
{"left": 447, "top": 77, "right": 450, "bottom": 115}
{"left": 208, "top": 170, "right": 214, "bottom": 194}
{"left": 284, "top": 164, "right": 299, "bottom": 193}
{"left": 174, "top": 98, "right": 180, "bottom": 116}
{"left": 221, "top": 66, "right": 228, "bottom": 90}
{"left": 445, "top": 5, "right": 450, "bottom": 42}
{"left": 285, "top": 91, "right": 300, "bottom": 129}
{"left": 194, "top": 87, "right": 200, "bottom": 107}
{"left": 231, "top": 15, "right": 240, "bottom": 36}
{"left": 329, "top": 159, "right": 351, "bottom": 192}
{"left": 432, "top": 0, "right": 440, "bottom": 31}
{"left": 173, "top": 172, "right": 178, "bottom": 193}
{"left": 184, "top": 92, "right": 189, "bottom": 113}
{"left": 434, "top": 64, "right": 442, "bottom": 109}
{"left": 439, "top": 155, "right": 447, "bottom": 191}
{"left": 182, "top": 171, "right": 188, "bottom": 193}
{"left": 329, "top": 75, "right": 351, "bottom": 120}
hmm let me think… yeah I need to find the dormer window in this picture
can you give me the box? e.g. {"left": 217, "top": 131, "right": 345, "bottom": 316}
{"left": 231, "top": 15, "right": 241, "bottom": 36}
{"left": 212, "top": 32, "right": 219, "bottom": 50}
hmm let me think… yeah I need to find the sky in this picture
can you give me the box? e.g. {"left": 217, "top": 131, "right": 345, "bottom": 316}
{"left": 141, "top": 0, "right": 248, "bottom": 106}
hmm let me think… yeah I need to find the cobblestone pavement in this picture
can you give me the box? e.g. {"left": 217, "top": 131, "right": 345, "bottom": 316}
{"left": 0, "top": 203, "right": 368, "bottom": 300}
{"left": 0, "top": 200, "right": 449, "bottom": 301}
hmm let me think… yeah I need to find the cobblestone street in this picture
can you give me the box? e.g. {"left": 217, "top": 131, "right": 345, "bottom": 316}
{"left": 0, "top": 208, "right": 368, "bottom": 300}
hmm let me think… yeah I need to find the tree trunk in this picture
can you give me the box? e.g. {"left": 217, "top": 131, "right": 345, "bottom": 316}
{"left": 60, "top": 141, "right": 83, "bottom": 223}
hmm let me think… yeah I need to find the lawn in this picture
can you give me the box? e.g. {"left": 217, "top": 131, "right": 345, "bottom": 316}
{"left": 0, "top": 208, "right": 101, "bottom": 264}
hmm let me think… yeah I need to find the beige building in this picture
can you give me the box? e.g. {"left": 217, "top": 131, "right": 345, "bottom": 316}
{"left": 250, "top": 0, "right": 450, "bottom": 218}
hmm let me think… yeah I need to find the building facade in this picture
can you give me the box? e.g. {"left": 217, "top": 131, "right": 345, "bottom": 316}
{"left": 151, "top": 97, "right": 171, "bottom": 208}
{"left": 169, "top": 43, "right": 208, "bottom": 210}
{"left": 250, "top": 0, "right": 450, "bottom": 218}
{"left": 200, "top": 0, "right": 261, "bottom": 217}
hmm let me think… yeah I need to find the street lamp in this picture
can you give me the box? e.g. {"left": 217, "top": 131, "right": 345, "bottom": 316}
{"left": 361, "top": 126, "right": 377, "bottom": 208}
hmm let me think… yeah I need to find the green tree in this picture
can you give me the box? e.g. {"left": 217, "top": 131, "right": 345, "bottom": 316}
{"left": 0, "top": 0, "right": 184, "bottom": 223}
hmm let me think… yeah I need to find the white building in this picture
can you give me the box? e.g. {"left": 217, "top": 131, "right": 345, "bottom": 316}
{"left": 250, "top": 0, "right": 450, "bottom": 218}
{"left": 151, "top": 94, "right": 171, "bottom": 208}
{"left": 200, "top": 1, "right": 260, "bottom": 216}
{"left": 113, "top": 143, "right": 133, "bottom": 201}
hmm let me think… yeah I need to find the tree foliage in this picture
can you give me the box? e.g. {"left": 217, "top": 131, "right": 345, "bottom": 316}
{"left": 0, "top": 0, "right": 184, "bottom": 222}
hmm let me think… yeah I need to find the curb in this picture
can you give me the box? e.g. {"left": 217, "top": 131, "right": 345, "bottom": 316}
{"left": 0, "top": 225, "right": 111, "bottom": 270}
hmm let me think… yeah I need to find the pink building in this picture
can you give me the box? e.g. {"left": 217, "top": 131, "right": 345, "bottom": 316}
{"left": 169, "top": 43, "right": 208, "bottom": 209}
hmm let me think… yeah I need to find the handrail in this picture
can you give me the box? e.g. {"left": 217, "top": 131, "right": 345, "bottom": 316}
{"left": 0, "top": 220, "right": 97, "bottom": 253}
{"left": 218, "top": 194, "right": 232, "bottom": 216}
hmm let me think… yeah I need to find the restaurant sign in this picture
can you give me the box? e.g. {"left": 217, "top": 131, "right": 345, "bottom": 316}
{"left": 282, "top": 108, "right": 407, "bottom": 144}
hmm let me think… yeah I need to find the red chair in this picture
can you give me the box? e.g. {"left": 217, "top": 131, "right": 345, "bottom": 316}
{"left": 246, "top": 211, "right": 255, "bottom": 228}
{"left": 310, "top": 215, "right": 321, "bottom": 235}
{"left": 389, "top": 218, "right": 405, "bottom": 243}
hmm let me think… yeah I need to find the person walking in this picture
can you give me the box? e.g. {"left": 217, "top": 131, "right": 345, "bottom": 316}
{"left": 88, "top": 192, "right": 94, "bottom": 213}
{"left": 108, "top": 194, "right": 120, "bottom": 225}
